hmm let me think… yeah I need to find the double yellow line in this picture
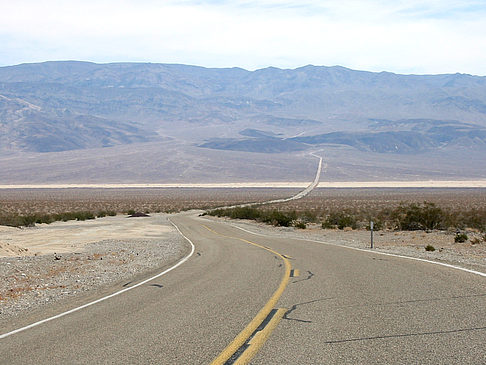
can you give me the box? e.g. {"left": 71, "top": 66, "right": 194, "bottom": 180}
{"left": 203, "top": 225, "right": 291, "bottom": 365}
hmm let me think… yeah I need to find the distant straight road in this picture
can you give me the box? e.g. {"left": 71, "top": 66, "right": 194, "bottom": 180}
{"left": 1, "top": 212, "right": 486, "bottom": 364}
{"left": 218, "top": 153, "right": 323, "bottom": 210}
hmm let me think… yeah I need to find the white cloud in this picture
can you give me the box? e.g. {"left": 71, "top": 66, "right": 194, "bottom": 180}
{"left": 0, "top": 0, "right": 485, "bottom": 75}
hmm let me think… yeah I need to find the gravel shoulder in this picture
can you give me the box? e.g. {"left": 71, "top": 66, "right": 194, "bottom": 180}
{"left": 208, "top": 217, "right": 486, "bottom": 275}
{"left": 0, "top": 213, "right": 189, "bottom": 323}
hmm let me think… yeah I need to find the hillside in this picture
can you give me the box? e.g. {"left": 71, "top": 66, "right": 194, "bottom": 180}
{"left": 0, "top": 61, "right": 485, "bottom": 182}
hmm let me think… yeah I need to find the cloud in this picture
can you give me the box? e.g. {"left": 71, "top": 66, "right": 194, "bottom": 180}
{"left": 0, "top": 0, "right": 485, "bottom": 75}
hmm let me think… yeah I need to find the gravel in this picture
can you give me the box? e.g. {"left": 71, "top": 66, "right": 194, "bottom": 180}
{"left": 0, "top": 222, "right": 188, "bottom": 322}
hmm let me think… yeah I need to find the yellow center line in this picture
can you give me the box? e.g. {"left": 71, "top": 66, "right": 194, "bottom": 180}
{"left": 236, "top": 308, "right": 287, "bottom": 364}
{"left": 203, "top": 224, "right": 291, "bottom": 365}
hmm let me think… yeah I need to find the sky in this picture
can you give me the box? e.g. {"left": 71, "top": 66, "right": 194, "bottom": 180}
{"left": 1, "top": 0, "right": 485, "bottom": 75}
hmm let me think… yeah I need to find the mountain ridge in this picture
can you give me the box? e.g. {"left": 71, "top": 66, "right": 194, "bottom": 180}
{"left": 0, "top": 61, "right": 485, "bottom": 182}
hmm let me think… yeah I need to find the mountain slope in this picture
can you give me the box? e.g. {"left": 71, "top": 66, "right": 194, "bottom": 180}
{"left": 0, "top": 94, "right": 157, "bottom": 153}
{"left": 0, "top": 61, "right": 485, "bottom": 181}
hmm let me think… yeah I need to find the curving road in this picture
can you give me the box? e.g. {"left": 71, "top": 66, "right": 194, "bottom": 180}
{"left": 1, "top": 212, "right": 486, "bottom": 364}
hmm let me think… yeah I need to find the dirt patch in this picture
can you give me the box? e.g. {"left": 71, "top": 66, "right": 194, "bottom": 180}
{"left": 0, "top": 214, "right": 172, "bottom": 257}
{"left": 0, "top": 242, "right": 30, "bottom": 257}
{"left": 0, "top": 213, "right": 188, "bottom": 321}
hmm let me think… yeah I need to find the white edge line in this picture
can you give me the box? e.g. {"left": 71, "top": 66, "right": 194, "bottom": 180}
{"left": 0, "top": 218, "right": 195, "bottom": 340}
{"left": 229, "top": 224, "right": 486, "bottom": 278}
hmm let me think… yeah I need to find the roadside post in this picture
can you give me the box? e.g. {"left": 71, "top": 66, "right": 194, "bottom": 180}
{"left": 370, "top": 221, "right": 374, "bottom": 249}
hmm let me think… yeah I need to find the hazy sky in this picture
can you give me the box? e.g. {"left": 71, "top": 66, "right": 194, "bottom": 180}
{"left": 1, "top": 0, "right": 485, "bottom": 75}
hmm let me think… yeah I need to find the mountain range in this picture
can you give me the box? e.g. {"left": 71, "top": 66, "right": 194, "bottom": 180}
{"left": 0, "top": 61, "right": 485, "bottom": 183}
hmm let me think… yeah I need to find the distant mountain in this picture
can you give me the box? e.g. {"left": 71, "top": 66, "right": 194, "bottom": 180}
{"left": 199, "top": 136, "right": 307, "bottom": 153}
{"left": 0, "top": 61, "right": 485, "bottom": 182}
{"left": 198, "top": 120, "right": 486, "bottom": 154}
{"left": 1, "top": 61, "right": 486, "bottom": 153}
{"left": 292, "top": 119, "right": 486, "bottom": 153}
{"left": 0, "top": 94, "right": 157, "bottom": 153}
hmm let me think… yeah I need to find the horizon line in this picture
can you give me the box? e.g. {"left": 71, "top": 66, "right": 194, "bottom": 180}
{"left": 0, "top": 60, "right": 483, "bottom": 78}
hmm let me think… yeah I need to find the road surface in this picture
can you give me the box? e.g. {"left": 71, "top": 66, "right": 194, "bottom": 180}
{"left": 219, "top": 153, "right": 323, "bottom": 210}
{"left": 1, "top": 212, "right": 486, "bottom": 364}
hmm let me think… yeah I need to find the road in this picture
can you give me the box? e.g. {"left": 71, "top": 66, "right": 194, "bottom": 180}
{"left": 1, "top": 212, "right": 486, "bottom": 364}
{"left": 219, "top": 153, "right": 323, "bottom": 210}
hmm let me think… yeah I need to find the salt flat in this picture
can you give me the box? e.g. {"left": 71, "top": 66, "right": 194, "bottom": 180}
{"left": 1, "top": 180, "right": 486, "bottom": 189}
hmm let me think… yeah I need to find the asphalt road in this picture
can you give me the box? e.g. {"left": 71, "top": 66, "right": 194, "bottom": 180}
{"left": 1, "top": 213, "right": 486, "bottom": 364}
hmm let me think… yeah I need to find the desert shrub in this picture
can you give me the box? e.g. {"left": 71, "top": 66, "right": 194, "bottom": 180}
{"left": 0, "top": 213, "right": 55, "bottom": 226}
{"left": 454, "top": 233, "right": 468, "bottom": 243}
{"left": 75, "top": 211, "right": 95, "bottom": 221}
{"left": 321, "top": 220, "right": 334, "bottom": 229}
{"left": 261, "top": 210, "right": 295, "bottom": 227}
{"left": 59, "top": 212, "right": 84, "bottom": 221}
{"left": 0, "top": 210, "right": 104, "bottom": 227}
{"left": 207, "top": 207, "right": 295, "bottom": 227}
{"left": 323, "top": 211, "right": 357, "bottom": 230}
{"left": 235, "top": 207, "right": 263, "bottom": 220}
{"left": 209, "top": 207, "right": 262, "bottom": 220}
{"left": 452, "top": 208, "right": 486, "bottom": 232}
{"left": 294, "top": 221, "right": 307, "bottom": 229}
{"left": 202, "top": 195, "right": 484, "bottom": 233}
{"left": 20, "top": 215, "right": 37, "bottom": 227}
{"left": 391, "top": 202, "right": 446, "bottom": 231}
{"left": 300, "top": 211, "right": 318, "bottom": 223}
{"left": 35, "top": 214, "right": 55, "bottom": 224}
{"left": 127, "top": 209, "right": 136, "bottom": 215}
{"left": 425, "top": 245, "right": 436, "bottom": 251}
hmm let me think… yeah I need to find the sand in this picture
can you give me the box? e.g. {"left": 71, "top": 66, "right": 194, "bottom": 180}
{"left": 0, "top": 215, "right": 172, "bottom": 257}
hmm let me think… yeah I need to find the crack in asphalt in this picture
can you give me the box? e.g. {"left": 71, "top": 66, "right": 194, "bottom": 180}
{"left": 325, "top": 326, "right": 486, "bottom": 344}
{"left": 336, "top": 292, "right": 486, "bottom": 310}
{"left": 284, "top": 298, "right": 334, "bottom": 323}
